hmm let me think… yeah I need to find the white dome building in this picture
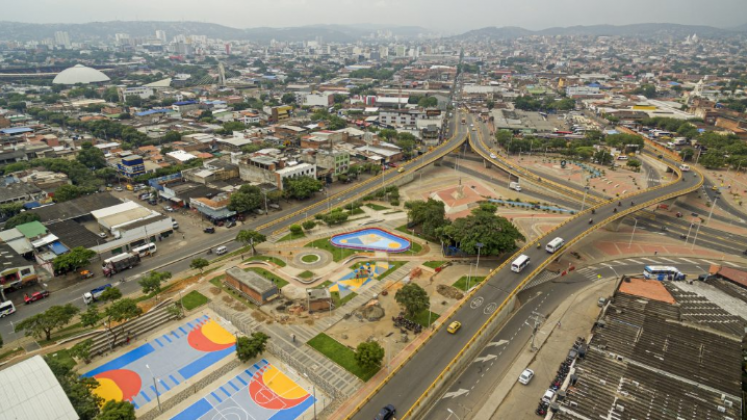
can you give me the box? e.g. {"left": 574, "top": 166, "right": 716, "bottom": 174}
{"left": 52, "top": 64, "right": 110, "bottom": 85}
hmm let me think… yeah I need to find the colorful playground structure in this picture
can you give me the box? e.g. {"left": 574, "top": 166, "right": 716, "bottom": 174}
{"left": 329, "top": 262, "right": 388, "bottom": 299}
{"left": 330, "top": 228, "right": 411, "bottom": 253}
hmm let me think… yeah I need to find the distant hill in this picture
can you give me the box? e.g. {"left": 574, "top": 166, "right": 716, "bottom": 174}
{"left": 0, "top": 21, "right": 433, "bottom": 43}
{"left": 455, "top": 23, "right": 747, "bottom": 41}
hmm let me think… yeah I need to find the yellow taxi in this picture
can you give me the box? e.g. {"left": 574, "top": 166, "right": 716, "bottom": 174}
{"left": 398, "top": 167, "right": 405, "bottom": 173}
{"left": 447, "top": 321, "right": 462, "bottom": 334}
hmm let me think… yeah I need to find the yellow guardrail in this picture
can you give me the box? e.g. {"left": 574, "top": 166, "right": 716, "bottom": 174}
{"left": 262, "top": 118, "right": 470, "bottom": 236}
{"left": 345, "top": 143, "right": 703, "bottom": 419}
{"left": 617, "top": 126, "right": 682, "bottom": 163}
{"left": 469, "top": 119, "right": 605, "bottom": 205}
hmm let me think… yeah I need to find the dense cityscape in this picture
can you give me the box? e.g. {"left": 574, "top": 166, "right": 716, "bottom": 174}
{"left": 0, "top": 15, "right": 746, "bottom": 420}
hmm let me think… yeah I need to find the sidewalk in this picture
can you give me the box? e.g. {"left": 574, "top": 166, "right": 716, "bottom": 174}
{"left": 479, "top": 278, "right": 617, "bottom": 420}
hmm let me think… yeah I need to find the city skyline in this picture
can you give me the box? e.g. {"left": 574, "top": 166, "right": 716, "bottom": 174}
{"left": 3, "top": 0, "right": 746, "bottom": 33}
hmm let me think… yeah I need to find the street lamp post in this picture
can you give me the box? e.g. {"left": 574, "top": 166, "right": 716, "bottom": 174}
{"left": 579, "top": 185, "right": 590, "bottom": 212}
{"left": 685, "top": 217, "right": 696, "bottom": 243}
{"left": 691, "top": 220, "right": 703, "bottom": 250}
{"left": 475, "top": 242, "right": 483, "bottom": 275}
{"left": 145, "top": 364, "right": 161, "bottom": 412}
{"left": 706, "top": 196, "right": 718, "bottom": 226}
{"left": 627, "top": 218, "right": 638, "bottom": 249}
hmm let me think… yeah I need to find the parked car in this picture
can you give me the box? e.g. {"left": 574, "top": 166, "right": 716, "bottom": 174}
{"left": 203, "top": 227, "right": 215, "bottom": 234}
{"left": 24, "top": 290, "right": 50, "bottom": 304}
{"left": 163, "top": 206, "right": 174, "bottom": 212}
{"left": 518, "top": 368, "right": 534, "bottom": 385}
{"left": 114, "top": 186, "right": 123, "bottom": 192}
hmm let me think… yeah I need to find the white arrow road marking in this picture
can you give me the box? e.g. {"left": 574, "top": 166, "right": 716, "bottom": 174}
{"left": 487, "top": 339, "right": 509, "bottom": 347}
{"left": 473, "top": 354, "right": 497, "bottom": 364}
{"left": 442, "top": 389, "right": 470, "bottom": 399}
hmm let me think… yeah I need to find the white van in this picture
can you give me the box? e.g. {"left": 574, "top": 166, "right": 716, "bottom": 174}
{"left": 215, "top": 246, "right": 228, "bottom": 255}
{"left": 679, "top": 164, "right": 690, "bottom": 172}
{"left": 511, "top": 254, "right": 531, "bottom": 273}
{"left": 510, "top": 182, "right": 522, "bottom": 192}
{"left": 545, "top": 237, "right": 565, "bottom": 253}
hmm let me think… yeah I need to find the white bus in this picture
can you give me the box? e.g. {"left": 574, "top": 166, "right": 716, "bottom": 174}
{"left": 132, "top": 242, "right": 157, "bottom": 257}
{"left": 545, "top": 237, "right": 565, "bottom": 253}
{"left": 643, "top": 265, "right": 685, "bottom": 281}
{"left": 511, "top": 254, "right": 531, "bottom": 273}
{"left": 0, "top": 300, "right": 16, "bottom": 317}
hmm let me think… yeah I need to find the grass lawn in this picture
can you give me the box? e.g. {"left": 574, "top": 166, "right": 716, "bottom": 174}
{"left": 47, "top": 348, "right": 76, "bottom": 371}
{"left": 298, "top": 270, "right": 315, "bottom": 279}
{"left": 305, "top": 238, "right": 362, "bottom": 262}
{"left": 331, "top": 290, "right": 357, "bottom": 308}
{"left": 0, "top": 347, "right": 22, "bottom": 362}
{"left": 301, "top": 254, "right": 320, "bottom": 263}
{"left": 209, "top": 275, "right": 255, "bottom": 309}
{"left": 307, "top": 333, "right": 378, "bottom": 381}
{"left": 243, "top": 256, "right": 287, "bottom": 267}
{"left": 134, "top": 283, "right": 176, "bottom": 303}
{"left": 365, "top": 203, "right": 389, "bottom": 211}
{"left": 311, "top": 280, "right": 333, "bottom": 289}
{"left": 423, "top": 261, "right": 447, "bottom": 269}
{"left": 395, "top": 225, "right": 434, "bottom": 242}
{"left": 348, "top": 208, "right": 365, "bottom": 216}
{"left": 407, "top": 309, "right": 440, "bottom": 327}
{"left": 245, "top": 268, "right": 289, "bottom": 288}
{"left": 181, "top": 290, "right": 209, "bottom": 310}
{"left": 278, "top": 231, "right": 306, "bottom": 242}
{"left": 350, "top": 261, "right": 406, "bottom": 280}
{"left": 452, "top": 276, "right": 486, "bottom": 291}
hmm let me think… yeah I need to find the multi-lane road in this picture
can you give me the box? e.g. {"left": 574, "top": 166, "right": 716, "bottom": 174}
{"left": 351, "top": 125, "right": 703, "bottom": 418}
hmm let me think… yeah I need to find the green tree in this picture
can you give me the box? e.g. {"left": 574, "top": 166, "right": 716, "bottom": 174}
{"left": 15, "top": 304, "right": 80, "bottom": 341}
{"left": 98, "top": 400, "right": 136, "bottom": 420}
{"left": 594, "top": 150, "right": 613, "bottom": 165}
{"left": 281, "top": 93, "right": 296, "bottom": 105}
{"left": 138, "top": 271, "right": 172, "bottom": 294}
{"left": 190, "top": 258, "right": 210, "bottom": 273}
{"left": 302, "top": 220, "right": 316, "bottom": 231}
{"left": 80, "top": 305, "right": 102, "bottom": 328}
{"left": 0, "top": 202, "right": 24, "bottom": 217}
{"left": 418, "top": 96, "right": 438, "bottom": 108}
{"left": 104, "top": 298, "right": 143, "bottom": 344}
{"left": 495, "top": 130, "right": 513, "bottom": 146}
{"left": 217, "top": 121, "right": 247, "bottom": 135}
{"left": 161, "top": 130, "right": 182, "bottom": 144}
{"left": 326, "top": 115, "right": 347, "bottom": 130}
{"left": 103, "top": 87, "right": 120, "bottom": 102}
{"left": 355, "top": 341, "right": 384, "bottom": 371}
{"left": 679, "top": 147, "right": 695, "bottom": 161}
{"left": 228, "top": 184, "right": 262, "bottom": 213}
{"left": 290, "top": 224, "right": 303, "bottom": 235}
{"left": 236, "top": 332, "right": 270, "bottom": 362}
{"left": 235, "top": 230, "right": 267, "bottom": 255}
{"left": 436, "top": 203, "right": 525, "bottom": 256}
{"left": 53, "top": 184, "right": 83, "bottom": 202}
{"left": 284, "top": 176, "right": 323, "bottom": 200}
{"left": 76, "top": 142, "right": 107, "bottom": 169}
{"left": 4, "top": 212, "right": 41, "bottom": 229}
{"left": 53, "top": 246, "right": 96, "bottom": 273}
{"left": 395, "top": 283, "right": 429, "bottom": 318}
{"left": 378, "top": 129, "right": 398, "bottom": 140}
{"left": 700, "top": 153, "right": 724, "bottom": 169}
{"left": 44, "top": 354, "right": 102, "bottom": 420}
{"left": 405, "top": 199, "right": 448, "bottom": 238}
{"left": 70, "top": 339, "right": 94, "bottom": 364}
{"left": 100, "top": 286, "right": 122, "bottom": 302}
{"left": 626, "top": 159, "right": 642, "bottom": 170}
{"left": 321, "top": 209, "right": 349, "bottom": 225}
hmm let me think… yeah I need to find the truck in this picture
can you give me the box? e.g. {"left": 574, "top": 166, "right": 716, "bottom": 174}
{"left": 510, "top": 181, "right": 522, "bottom": 192}
{"left": 84, "top": 284, "right": 112, "bottom": 304}
{"left": 102, "top": 252, "right": 141, "bottom": 277}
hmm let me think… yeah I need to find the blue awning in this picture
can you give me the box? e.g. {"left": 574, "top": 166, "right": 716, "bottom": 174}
{"left": 23, "top": 202, "right": 41, "bottom": 209}
{"left": 49, "top": 241, "right": 69, "bottom": 255}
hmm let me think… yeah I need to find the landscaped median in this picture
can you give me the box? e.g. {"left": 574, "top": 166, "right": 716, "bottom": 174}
{"left": 180, "top": 290, "right": 209, "bottom": 311}
{"left": 452, "top": 275, "right": 486, "bottom": 291}
{"left": 243, "top": 255, "right": 287, "bottom": 267}
{"left": 308, "top": 333, "right": 379, "bottom": 381}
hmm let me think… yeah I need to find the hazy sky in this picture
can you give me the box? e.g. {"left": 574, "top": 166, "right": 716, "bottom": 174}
{"left": 6, "top": 0, "right": 747, "bottom": 32}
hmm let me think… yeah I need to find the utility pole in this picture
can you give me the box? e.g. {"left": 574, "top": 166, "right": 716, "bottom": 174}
{"left": 529, "top": 311, "right": 545, "bottom": 351}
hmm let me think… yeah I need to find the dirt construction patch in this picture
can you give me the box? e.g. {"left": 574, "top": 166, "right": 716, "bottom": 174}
{"left": 353, "top": 300, "right": 386, "bottom": 321}
{"left": 437, "top": 284, "right": 464, "bottom": 300}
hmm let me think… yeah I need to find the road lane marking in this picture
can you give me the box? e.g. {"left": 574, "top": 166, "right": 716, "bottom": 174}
{"left": 678, "top": 258, "right": 697, "bottom": 264}
{"left": 699, "top": 259, "right": 717, "bottom": 265}
{"left": 641, "top": 258, "right": 661, "bottom": 263}
{"left": 442, "top": 389, "right": 470, "bottom": 399}
{"left": 723, "top": 261, "right": 741, "bottom": 267}
{"left": 473, "top": 354, "right": 497, "bottom": 364}
{"left": 659, "top": 257, "right": 678, "bottom": 263}
{"left": 626, "top": 259, "right": 644, "bottom": 264}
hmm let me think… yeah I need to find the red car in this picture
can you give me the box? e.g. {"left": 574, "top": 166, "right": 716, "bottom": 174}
{"left": 24, "top": 290, "right": 50, "bottom": 304}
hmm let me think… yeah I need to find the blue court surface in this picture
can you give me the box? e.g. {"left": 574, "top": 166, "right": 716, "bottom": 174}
{"left": 171, "top": 359, "right": 315, "bottom": 420}
{"left": 331, "top": 228, "right": 411, "bottom": 253}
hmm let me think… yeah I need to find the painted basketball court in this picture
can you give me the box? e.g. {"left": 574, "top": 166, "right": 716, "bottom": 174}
{"left": 171, "top": 359, "right": 315, "bottom": 420}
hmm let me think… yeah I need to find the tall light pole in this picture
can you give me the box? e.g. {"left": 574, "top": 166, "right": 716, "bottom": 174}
{"left": 685, "top": 217, "right": 696, "bottom": 243}
{"left": 691, "top": 220, "right": 703, "bottom": 250}
{"left": 303, "top": 373, "right": 317, "bottom": 420}
{"left": 145, "top": 364, "right": 161, "bottom": 412}
{"left": 627, "top": 217, "right": 638, "bottom": 249}
{"left": 475, "top": 242, "right": 483, "bottom": 275}
{"left": 706, "top": 196, "right": 718, "bottom": 226}
{"left": 579, "top": 185, "right": 590, "bottom": 212}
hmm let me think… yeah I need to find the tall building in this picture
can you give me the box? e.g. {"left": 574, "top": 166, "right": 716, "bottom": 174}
{"left": 54, "top": 31, "right": 71, "bottom": 49}
{"left": 155, "top": 30, "right": 167, "bottom": 44}
{"left": 115, "top": 33, "right": 130, "bottom": 46}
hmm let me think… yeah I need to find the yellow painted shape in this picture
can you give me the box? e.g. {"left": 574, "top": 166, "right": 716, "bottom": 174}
{"left": 202, "top": 319, "right": 236, "bottom": 345}
{"left": 94, "top": 377, "right": 123, "bottom": 402}
{"left": 262, "top": 365, "right": 308, "bottom": 399}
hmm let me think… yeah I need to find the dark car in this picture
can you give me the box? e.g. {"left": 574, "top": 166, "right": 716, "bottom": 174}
{"left": 204, "top": 227, "right": 216, "bottom": 234}
{"left": 375, "top": 404, "right": 396, "bottom": 420}
{"left": 24, "top": 290, "right": 50, "bottom": 304}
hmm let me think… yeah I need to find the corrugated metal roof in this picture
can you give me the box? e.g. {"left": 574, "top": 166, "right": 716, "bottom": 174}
{"left": 0, "top": 127, "right": 33, "bottom": 134}
{"left": 0, "top": 355, "right": 78, "bottom": 420}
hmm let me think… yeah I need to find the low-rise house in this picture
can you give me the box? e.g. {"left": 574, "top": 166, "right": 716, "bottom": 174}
{"left": 224, "top": 266, "right": 279, "bottom": 305}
